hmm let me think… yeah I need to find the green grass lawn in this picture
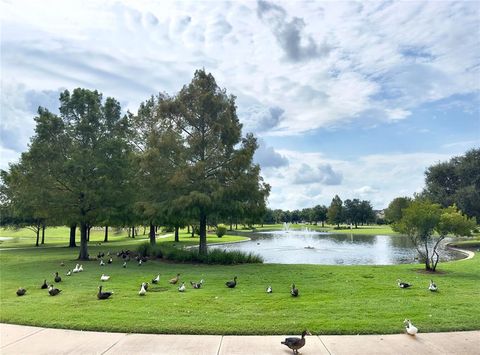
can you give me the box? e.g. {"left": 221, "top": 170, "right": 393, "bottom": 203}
{"left": 0, "top": 235, "right": 478, "bottom": 335}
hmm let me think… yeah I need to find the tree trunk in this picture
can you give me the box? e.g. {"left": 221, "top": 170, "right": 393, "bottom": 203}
{"left": 174, "top": 226, "right": 179, "bottom": 242}
{"left": 191, "top": 225, "right": 195, "bottom": 237}
{"left": 230, "top": 222, "right": 233, "bottom": 231}
{"left": 235, "top": 223, "right": 238, "bottom": 230}
{"left": 131, "top": 226, "right": 135, "bottom": 239}
{"left": 78, "top": 221, "right": 89, "bottom": 260}
{"left": 199, "top": 212, "right": 207, "bottom": 255}
{"left": 41, "top": 224, "right": 46, "bottom": 244}
{"left": 143, "top": 226, "right": 146, "bottom": 235}
{"left": 35, "top": 227, "right": 40, "bottom": 247}
{"left": 149, "top": 223, "right": 156, "bottom": 245}
{"left": 86, "top": 225, "right": 91, "bottom": 242}
{"left": 69, "top": 224, "right": 77, "bottom": 247}
{"left": 321, "top": 221, "right": 325, "bottom": 227}
{"left": 187, "top": 225, "right": 190, "bottom": 234}
{"left": 104, "top": 226, "right": 109, "bottom": 242}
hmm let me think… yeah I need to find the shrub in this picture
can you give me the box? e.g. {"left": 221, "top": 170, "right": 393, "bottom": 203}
{"left": 216, "top": 224, "right": 227, "bottom": 238}
{"left": 136, "top": 242, "right": 263, "bottom": 264}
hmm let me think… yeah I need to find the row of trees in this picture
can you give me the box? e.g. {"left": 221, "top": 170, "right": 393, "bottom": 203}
{"left": 263, "top": 196, "right": 376, "bottom": 228}
{"left": 0, "top": 70, "right": 270, "bottom": 259}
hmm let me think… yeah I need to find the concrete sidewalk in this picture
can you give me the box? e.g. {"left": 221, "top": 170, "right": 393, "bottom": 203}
{"left": 0, "top": 323, "right": 478, "bottom": 355}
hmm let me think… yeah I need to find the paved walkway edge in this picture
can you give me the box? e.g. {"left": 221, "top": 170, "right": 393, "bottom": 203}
{"left": 1, "top": 323, "right": 479, "bottom": 355}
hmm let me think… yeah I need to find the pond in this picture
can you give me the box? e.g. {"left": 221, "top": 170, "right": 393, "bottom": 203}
{"left": 209, "top": 230, "right": 464, "bottom": 265}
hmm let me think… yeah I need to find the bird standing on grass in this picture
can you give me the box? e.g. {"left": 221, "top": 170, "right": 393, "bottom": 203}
{"left": 152, "top": 275, "right": 160, "bottom": 284}
{"left": 429, "top": 280, "right": 438, "bottom": 292}
{"left": 226, "top": 276, "right": 237, "bottom": 288}
{"left": 99, "top": 259, "right": 105, "bottom": 266}
{"left": 139, "top": 282, "right": 147, "bottom": 296}
{"left": 54, "top": 272, "right": 62, "bottom": 283}
{"left": 16, "top": 288, "right": 27, "bottom": 296}
{"left": 41, "top": 279, "right": 48, "bottom": 289}
{"left": 266, "top": 286, "right": 272, "bottom": 293}
{"left": 169, "top": 273, "right": 180, "bottom": 284}
{"left": 281, "top": 330, "right": 311, "bottom": 354}
{"left": 291, "top": 284, "right": 299, "bottom": 297}
{"left": 190, "top": 279, "right": 204, "bottom": 289}
{"left": 48, "top": 285, "right": 61, "bottom": 296}
{"left": 97, "top": 286, "right": 113, "bottom": 300}
{"left": 100, "top": 274, "right": 110, "bottom": 281}
{"left": 178, "top": 282, "right": 186, "bottom": 292}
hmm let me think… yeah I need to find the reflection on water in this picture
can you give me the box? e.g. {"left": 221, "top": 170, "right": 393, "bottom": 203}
{"left": 209, "top": 232, "right": 463, "bottom": 265}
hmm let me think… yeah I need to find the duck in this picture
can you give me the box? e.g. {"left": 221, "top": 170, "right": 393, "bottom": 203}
{"left": 169, "top": 273, "right": 181, "bottom": 284}
{"left": 78, "top": 265, "right": 84, "bottom": 272}
{"left": 48, "top": 285, "right": 61, "bottom": 296}
{"left": 138, "top": 282, "right": 147, "bottom": 296}
{"left": 60, "top": 261, "right": 65, "bottom": 267}
{"left": 97, "top": 252, "right": 104, "bottom": 259}
{"left": 66, "top": 270, "right": 72, "bottom": 276}
{"left": 41, "top": 279, "right": 48, "bottom": 289}
{"left": 97, "top": 285, "right": 113, "bottom": 300}
{"left": 107, "top": 257, "right": 113, "bottom": 264}
{"left": 16, "top": 287, "right": 27, "bottom": 296}
{"left": 281, "top": 330, "right": 312, "bottom": 354}
{"left": 226, "top": 276, "right": 237, "bottom": 288}
{"left": 138, "top": 259, "right": 142, "bottom": 266}
{"left": 152, "top": 275, "right": 160, "bottom": 284}
{"left": 99, "top": 259, "right": 105, "bottom": 266}
{"left": 404, "top": 319, "right": 418, "bottom": 335}
{"left": 190, "top": 279, "right": 204, "bottom": 289}
{"left": 54, "top": 272, "right": 62, "bottom": 283}
{"left": 100, "top": 274, "right": 110, "bottom": 281}
{"left": 291, "top": 284, "right": 299, "bottom": 297}
{"left": 429, "top": 280, "right": 438, "bottom": 292}
{"left": 72, "top": 264, "right": 80, "bottom": 273}
{"left": 397, "top": 279, "right": 412, "bottom": 288}
{"left": 266, "top": 285, "right": 272, "bottom": 293}
{"left": 143, "top": 282, "right": 149, "bottom": 291}
{"left": 178, "top": 282, "right": 186, "bottom": 292}
{"left": 122, "top": 261, "right": 127, "bottom": 268}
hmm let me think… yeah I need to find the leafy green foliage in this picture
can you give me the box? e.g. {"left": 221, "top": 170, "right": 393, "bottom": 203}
{"left": 216, "top": 224, "right": 227, "bottom": 238}
{"left": 327, "top": 195, "right": 343, "bottom": 227}
{"left": 385, "top": 197, "right": 412, "bottom": 223}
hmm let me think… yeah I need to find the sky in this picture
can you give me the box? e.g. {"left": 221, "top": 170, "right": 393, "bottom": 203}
{"left": 1, "top": 0, "right": 479, "bottom": 210}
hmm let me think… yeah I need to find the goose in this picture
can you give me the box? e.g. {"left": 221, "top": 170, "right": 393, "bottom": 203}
{"left": 78, "top": 265, "right": 84, "bottom": 272}
{"left": 138, "top": 259, "right": 142, "bottom": 266}
{"left": 178, "top": 282, "right": 186, "bottom": 292}
{"left": 190, "top": 279, "right": 204, "bottom": 289}
{"left": 291, "top": 284, "right": 299, "bottom": 297}
{"left": 107, "top": 257, "right": 113, "bottom": 264}
{"left": 99, "top": 259, "right": 105, "bottom": 266}
{"left": 281, "top": 330, "right": 312, "bottom": 354}
{"left": 138, "top": 282, "right": 147, "bottom": 296}
{"left": 404, "top": 319, "right": 418, "bottom": 335}
{"left": 152, "top": 275, "right": 160, "bottom": 284}
{"left": 429, "top": 280, "right": 438, "bottom": 292}
{"left": 41, "top": 279, "right": 48, "bottom": 289}
{"left": 397, "top": 279, "right": 412, "bottom": 288}
{"left": 266, "top": 285, "right": 272, "bottom": 293}
{"left": 66, "top": 270, "right": 72, "bottom": 276}
{"left": 60, "top": 261, "right": 65, "bottom": 267}
{"left": 100, "top": 274, "right": 110, "bottom": 281}
{"left": 122, "top": 261, "right": 127, "bottom": 268}
{"left": 54, "top": 272, "right": 62, "bottom": 283}
{"left": 97, "top": 285, "right": 113, "bottom": 300}
{"left": 16, "top": 287, "right": 27, "bottom": 296}
{"left": 169, "top": 273, "right": 181, "bottom": 284}
{"left": 226, "top": 276, "right": 237, "bottom": 288}
{"left": 48, "top": 285, "right": 61, "bottom": 296}
{"left": 72, "top": 264, "right": 80, "bottom": 273}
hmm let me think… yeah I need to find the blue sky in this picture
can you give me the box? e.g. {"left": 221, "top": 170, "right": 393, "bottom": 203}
{"left": 1, "top": 0, "right": 479, "bottom": 210}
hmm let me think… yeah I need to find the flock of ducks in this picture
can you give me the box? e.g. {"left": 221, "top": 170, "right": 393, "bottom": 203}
{"left": 14, "top": 249, "right": 437, "bottom": 350}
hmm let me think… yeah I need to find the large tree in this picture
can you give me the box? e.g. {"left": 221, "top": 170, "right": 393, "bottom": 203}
{"left": 424, "top": 149, "right": 480, "bottom": 220}
{"left": 11, "top": 89, "right": 134, "bottom": 259}
{"left": 164, "top": 70, "right": 269, "bottom": 254}
{"left": 327, "top": 195, "right": 343, "bottom": 227}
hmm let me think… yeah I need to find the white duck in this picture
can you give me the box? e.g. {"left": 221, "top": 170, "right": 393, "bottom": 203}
{"left": 66, "top": 270, "right": 72, "bottom": 276}
{"left": 72, "top": 264, "right": 80, "bottom": 273}
{"left": 178, "top": 282, "right": 186, "bottom": 292}
{"left": 266, "top": 285, "right": 272, "bottom": 293}
{"left": 404, "top": 319, "right": 418, "bottom": 335}
{"left": 100, "top": 274, "right": 110, "bottom": 281}
{"left": 429, "top": 280, "right": 438, "bottom": 292}
{"left": 138, "top": 282, "right": 147, "bottom": 296}
{"left": 99, "top": 259, "right": 105, "bottom": 266}
{"left": 78, "top": 265, "right": 84, "bottom": 272}
{"left": 152, "top": 275, "right": 160, "bottom": 284}
{"left": 122, "top": 261, "right": 127, "bottom": 268}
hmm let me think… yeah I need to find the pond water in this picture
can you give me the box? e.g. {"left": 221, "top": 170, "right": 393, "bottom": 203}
{"left": 209, "top": 230, "right": 464, "bottom": 265}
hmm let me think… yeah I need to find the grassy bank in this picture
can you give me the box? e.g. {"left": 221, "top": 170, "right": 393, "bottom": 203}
{"left": 0, "top": 239, "right": 478, "bottom": 335}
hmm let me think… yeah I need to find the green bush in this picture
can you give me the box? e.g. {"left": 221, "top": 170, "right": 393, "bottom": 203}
{"left": 216, "top": 224, "right": 227, "bottom": 238}
{"left": 136, "top": 242, "right": 263, "bottom": 264}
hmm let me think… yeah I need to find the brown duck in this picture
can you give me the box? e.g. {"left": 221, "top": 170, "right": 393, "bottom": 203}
{"left": 281, "top": 330, "right": 311, "bottom": 354}
{"left": 169, "top": 273, "right": 180, "bottom": 284}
